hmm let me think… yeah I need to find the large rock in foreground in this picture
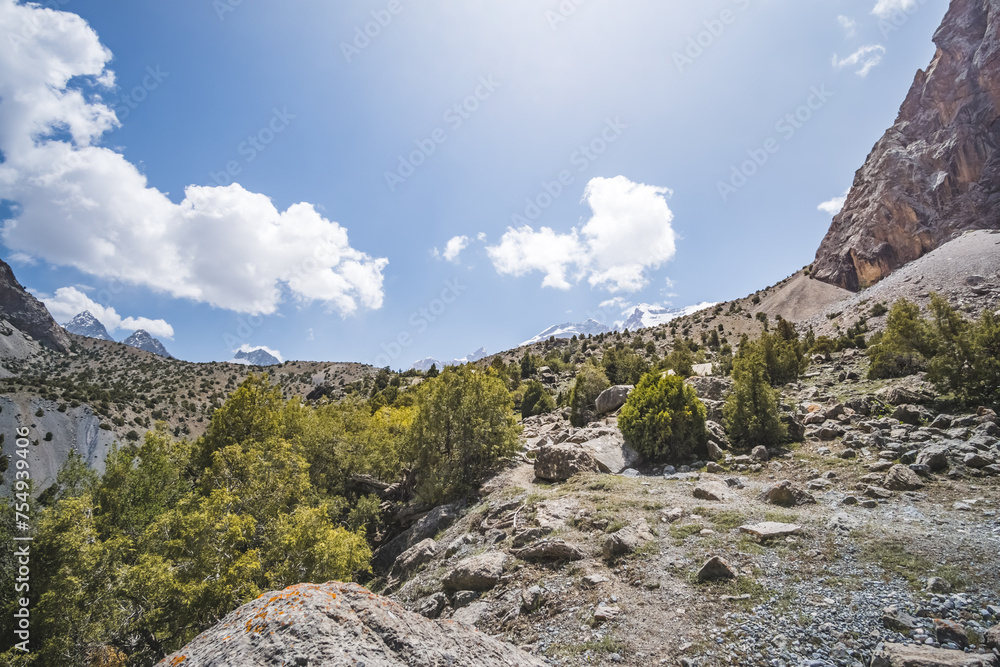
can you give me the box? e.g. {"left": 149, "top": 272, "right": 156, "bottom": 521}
{"left": 812, "top": 0, "right": 1000, "bottom": 291}
{"left": 158, "top": 582, "right": 546, "bottom": 667}
{"left": 870, "top": 642, "right": 997, "bottom": 666}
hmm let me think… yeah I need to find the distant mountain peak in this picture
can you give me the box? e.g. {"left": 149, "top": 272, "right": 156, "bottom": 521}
{"left": 122, "top": 329, "right": 173, "bottom": 358}
{"left": 411, "top": 346, "right": 487, "bottom": 372}
{"left": 521, "top": 302, "right": 716, "bottom": 347}
{"left": 63, "top": 311, "right": 115, "bottom": 342}
{"left": 232, "top": 347, "right": 281, "bottom": 366}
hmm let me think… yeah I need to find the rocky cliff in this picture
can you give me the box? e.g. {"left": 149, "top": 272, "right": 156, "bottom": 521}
{"left": 813, "top": 0, "right": 1000, "bottom": 291}
{"left": 0, "top": 257, "right": 70, "bottom": 353}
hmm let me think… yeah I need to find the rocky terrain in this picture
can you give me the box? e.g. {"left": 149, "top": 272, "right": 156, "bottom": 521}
{"left": 0, "top": 257, "right": 70, "bottom": 354}
{"left": 370, "top": 361, "right": 1000, "bottom": 667}
{"left": 812, "top": 0, "right": 1000, "bottom": 291}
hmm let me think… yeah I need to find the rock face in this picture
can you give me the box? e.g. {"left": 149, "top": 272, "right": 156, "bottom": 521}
{"left": 870, "top": 642, "right": 997, "bottom": 667}
{"left": 159, "top": 582, "right": 546, "bottom": 667}
{"left": 122, "top": 329, "right": 173, "bottom": 358}
{"left": 63, "top": 310, "right": 114, "bottom": 341}
{"left": 812, "top": 0, "right": 1000, "bottom": 291}
{"left": 595, "top": 385, "right": 633, "bottom": 414}
{"left": 0, "top": 257, "right": 70, "bottom": 353}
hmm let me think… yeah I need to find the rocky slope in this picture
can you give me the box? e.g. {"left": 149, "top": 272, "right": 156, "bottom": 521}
{"left": 0, "top": 257, "right": 70, "bottom": 353}
{"left": 813, "top": 0, "right": 1000, "bottom": 291}
{"left": 159, "top": 582, "right": 546, "bottom": 666}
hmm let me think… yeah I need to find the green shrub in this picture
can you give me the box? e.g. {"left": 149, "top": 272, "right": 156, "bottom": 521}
{"left": 521, "top": 380, "right": 556, "bottom": 418}
{"left": 569, "top": 365, "right": 610, "bottom": 427}
{"left": 602, "top": 346, "right": 649, "bottom": 385}
{"left": 723, "top": 350, "right": 787, "bottom": 448}
{"left": 866, "top": 298, "right": 936, "bottom": 379}
{"left": 618, "top": 371, "right": 707, "bottom": 461}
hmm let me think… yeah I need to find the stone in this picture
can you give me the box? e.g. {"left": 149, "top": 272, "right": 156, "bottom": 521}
{"left": 817, "top": 426, "right": 845, "bottom": 441}
{"left": 870, "top": 642, "right": 996, "bottom": 667}
{"left": 706, "top": 439, "right": 725, "bottom": 461}
{"left": 534, "top": 442, "right": 603, "bottom": 481}
{"left": 934, "top": 618, "right": 969, "bottom": 648}
{"left": 986, "top": 623, "right": 1000, "bottom": 651}
{"left": 685, "top": 376, "right": 732, "bottom": 402}
{"left": 451, "top": 590, "right": 479, "bottom": 610}
{"left": 414, "top": 592, "right": 449, "bottom": 619}
{"left": 926, "top": 577, "right": 953, "bottom": 594}
{"left": 964, "top": 452, "right": 995, "bottom": 469}
{"left": 864, "top": 485, "right": 894, "bottom": 500}
{"left": 696, "top": 556, "right": 736, "bottom": 582}
{"left": 751, "top": 445, "right": 770, "bottom": 461}
{"left": 882, "top": 605, "right": 918, "bottom": 633}
{"left": 595, "top": 385, "right": 633, "bottom": 414}
{"left": 876, "top": 385, "right": 932, "bottom": 407}
{"left": 451, "top": 601, "right": 490, "bottom": 627}
{"left": 373, "top": 503, "right": 460, "bottom": 572}
{"left": 884, "top": 464, "right": 926, "bottom": 491}
{"left": 582, "top": 574, "right": 610, "bottom": 586}
{"left": 739, "top": 522, "right": 802, "bottom": 541}
{"left": 917, "top": 445, "right": 951, "bottom": 472}
{"left": 758, "top": 480, "right": 816, "bottom": 507}
{"left": 442, "top": 552, "right": 506, "bottom": 592}
{"left": 514, "top": 538, "right": 586, "bottom": 562}
{"left": 160, "top": 582, "right": 547, "bottom": 666}
{"left": 389, "top": 538, "right": 438, "bottom": 582}
{"left": 593, "top": 602, "right": 620, "bottom": 622}
{"left": 602, "top": 522, "right": 654, "bottom": 561}
{"left": 520, "top": 586, "right": 545, "bottom": 613}
{"left": 693, "top": 481, "right": 732, "bottom": 502}
{"left": 893, "top": 404, "right": 931, "bottom": 426}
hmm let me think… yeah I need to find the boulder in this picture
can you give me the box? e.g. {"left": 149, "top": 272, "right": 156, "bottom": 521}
{"left": 373, "top": 503, "right": 460, "bottom": 572}
{"left": 693, "top": 481, "right": 732, "bottom": 502}
{"left": 986, "top": 623, "right": 1000, "bottom": 651}
{"left": 514, "top": 538, "right": 586, "bottom": 562}
{"left": 751, "top": 445, "right": 770, "bottom": 461}
{"left": 602, "top": 522, "right": 654, "bottom": 561}
{"left": 534, "top": 443, "right": 603, "bottom": 481}
{"left": 876, "top": 385, "right": 933, "bottom": 407}
{"left": 706, "top": 420, "right": 731, "bottom": 449}
{"left": 884, "top": 464, "right": 926, "bottom": 491}
{"left": 917, "top": 444, "right": 951, "bottom": 472}
{"left": 893, "top": 404, "right": 931, "bottom": 426}
{"left": 442, "top": 552, "right": 506, "bottom": 592}
{"left": 870, "top": 643, "right": 996, "bottom": 667}
{"left": 758, "top": 480, "right": 816, "bottom": 507}
{"left": 414, "top": 592, "right": 449, "bottom": 619}
{"left": 881, "top": 605, "right": 918, "bottom": 633}
{"left": 934, "top": 618, "right": 969, "bottom": 648}
{"left": 685, "top": 375, "right": 732, "bottom": 401}
{"left": 739, "top": 522, "right": 802, "bottom": 542}
{"left": 160, "top": 582, "right": 547, "bottom": 666}
{"left": 595, "top": 385, "right": 633, "bottom": 414}
{"left": 389, "top": 538, "right": 438, "bottom": 582}
{"left": 696, "top": 556, "right": 737, "bottom": 582}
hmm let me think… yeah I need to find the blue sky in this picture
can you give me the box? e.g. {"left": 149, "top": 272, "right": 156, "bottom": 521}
{"left": 0, "top": 0, "right": 948, "bottom": 367}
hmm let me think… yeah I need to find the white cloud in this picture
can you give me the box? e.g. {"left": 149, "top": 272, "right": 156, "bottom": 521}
{"left": 833, "top": 45, "right": 886, "bottom": 77}
{"left": 872, "top": 0, "right": 918, "bottom": 18}
{"left": 236, "top": 343, "right": 284, "bottom": 363}
{"left": 440, "top": 235, "right": 469, "bottom": 263}
{"left": 37, "top": 285, "right": 175, "bottom": 339}
{"left": 486, "top": 176, "right": 677, "bottom": 293}
{"left": 0, "top": 0, "right": 387, "bottom": 317}
{"left": 837, "top": 15, "right": 856, "bottom": 38}
{"left": 817, "top": 190, "right": 850, "bottom": 216}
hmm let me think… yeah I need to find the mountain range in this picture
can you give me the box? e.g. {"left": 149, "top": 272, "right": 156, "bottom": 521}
{"left": 411, "top": 346, "right": 488, "bottom": 372}
{"left": 232, "top": 347, "right": 282, "bottom": 366}
{"left": 520, "top": 302, "right": 717, "bottom": 347}
{"left": 63, "top": 310, "right": 115, "bottom": 341}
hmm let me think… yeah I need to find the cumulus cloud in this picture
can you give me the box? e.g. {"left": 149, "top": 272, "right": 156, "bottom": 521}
{"left": 872, "top": 0, "right": 918, "bottom": 18}
{"left": 486, "top": 176, "right": 677, "bottom": 293}
{"left": 833, "top": 45, "right": 886, "bottom": 77}
{"left": 817, "top": 190, "right": 850, "bottom": 216}
{"left": 37, "top": 285, "right": 175, "bottom": 339}
{"left": 236, "top": 343, "right": 284, "bottom": 363}
{"left": 837, "top": 15, "right": 856, "bottom": 38}
{"left": 435, "top": 235, "right": 470, "bottom": 263}
{"left": 0, "top": 0, "right": 387, "bottom": 317}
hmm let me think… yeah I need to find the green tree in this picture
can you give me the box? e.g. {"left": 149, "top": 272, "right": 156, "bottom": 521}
{"left": 866, "top": 298, "right": 936, "bottom": 379}
{"left": 618, "top": 372, "right": 707, "bottom": 461}
{"left": 407, "top": 368, "right": 520, "bottom": 503}
{"left": 520, "top": 380, "right": 556, "bottom": 418}
{"left": 195, "top": 373, "right": 284, "bottom": 470}
{"left": 603, "top": 346, "right": 650, "bottom": 384}
{"left": 664, "top": 337, "right": 695, "bottom": 378}
{"left": 723, "top": 350, "right": 787, "bottom": 448}
{"left": 520, "top": 352, "right": 540, "bottom": 379}
{"left": 569, "top": 364, "right": 610, "bottom": 427}
{"left": 926, "top": 295, "right": 1000, "bottom": 406}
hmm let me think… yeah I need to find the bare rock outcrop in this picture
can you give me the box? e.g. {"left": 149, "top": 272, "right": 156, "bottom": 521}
{"left": 812, "top": 0, "right": 1000, "bottom": 291}
{"left": 0, "top": 257, "right": 70, "bottom": 353}
{"left": 158, "top": 582, "right": 546, "bottom": 666}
